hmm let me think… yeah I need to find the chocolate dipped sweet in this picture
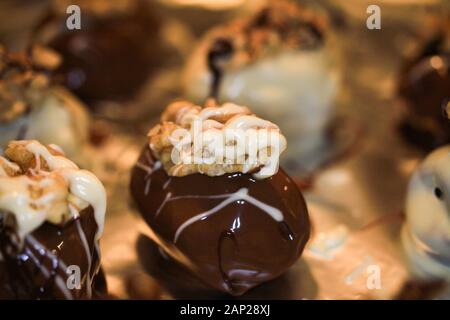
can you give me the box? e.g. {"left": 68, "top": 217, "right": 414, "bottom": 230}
{"left": 397, "top": 15, "right": 450, "bottom": 150}
{"left": 0, "top": 44, "right": 90, "bottom": 159}
{"left": 183, "top": 0, "right": 340, "bottom": 173}
{"left": 402, "top": 144, "right": 450, "bottom": 282}
{"left": 130, "top": 100, "right": 310, "bottom": 296}
{"left": 35, "top": 0, "right": 164, "bottom": 104}
{"left": 0, "top": 140, "right": 107, "bottom": 299}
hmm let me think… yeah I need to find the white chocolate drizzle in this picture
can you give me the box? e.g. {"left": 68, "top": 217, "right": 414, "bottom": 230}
{"left": 136, "top": 152, "right": 161, "bottom": 196}
{"left": 149, "top": 101, "right": 287, "bottom": 179}
{"left": 153, "top": 187, "right": 284, "bottom": 242}
{"left": 26, "top": 234, "right": 73, "bottom": 300}
{"left": 0, "top": 140, "right": 104, "bottom": 297}
{"left": 0, "top": 140, "right": 106, "bottom": 241}
{"left": 75, "top": 218, "right": 93, "bottom": 298}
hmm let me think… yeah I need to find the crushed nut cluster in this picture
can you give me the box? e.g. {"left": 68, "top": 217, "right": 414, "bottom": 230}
{"left": 205, "top": 0, "right": 327, "bottom": 71}
{"left": 148, "top": 100, "right": 287, "bottom": 179}
{"left": 0, "top": 45, "right": 61, "bottom": 124}
{"left": 0, "top": 141, "right": 86, "bottom": 226}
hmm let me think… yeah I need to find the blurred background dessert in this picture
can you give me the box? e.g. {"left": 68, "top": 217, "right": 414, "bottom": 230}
{"left": 0, "top": 44, "right": 90, "bottom": 160}
{"left": 402, "top": 145, "right": 450, "bottom": 282}
{"left": 397, "top": 12, "right": 450, "bottom": 151}
{"left": 34, "top": 0, "right": 166, "bottom": 107}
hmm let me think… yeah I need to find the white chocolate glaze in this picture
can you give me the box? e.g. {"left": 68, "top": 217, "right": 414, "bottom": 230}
{"left": 75, "top": 218, "right": 92, "bottom": 297}
{"left": 402, "top": 145, "right": 450, "bottom": 281}
{"left": 149, "top": 101, "right": 287, "bottom": 179}
{"left": 0, "top": 140, "right": 106, "bottom": 242}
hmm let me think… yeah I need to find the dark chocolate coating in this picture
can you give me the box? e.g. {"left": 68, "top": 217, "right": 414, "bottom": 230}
{"left": 0, "top": 206, "right": 106, "bottom": 299}
{"left": 130, "top": 146, "right": 310, "bottom": 296}
{"left": 398, "top": 35, "right": 450, "bottom": 150}
{"left": 35, "top": 0, "right": 163, "bottom": 104}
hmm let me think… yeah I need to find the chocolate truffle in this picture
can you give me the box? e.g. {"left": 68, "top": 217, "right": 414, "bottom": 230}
{"left": 183, "top": 0, "right": 340, "bottom": 173}
{"left": 402, "top": 145, "right": 450, "bottom": 282}
{"left": 130, "top": 100, "right": 310, "bottom": 296}
{"left": 34, "top": 0, "right": 164, "bottom": 104}
{"left": 397, "top": 17, "right": 450, "bottom": 150}
{"left": 0, "top": 140, "right": 107, "bottom": 299}
{"left": 0, "top": 44, "right": 90, "bottom": 159}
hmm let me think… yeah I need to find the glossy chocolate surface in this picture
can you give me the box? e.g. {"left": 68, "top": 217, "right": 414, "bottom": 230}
{"left": 398, "top": 34, "right": 450, "bottom": 150}
{"left": 36, "top": 0, "right": 163, "bottom": 104}
{"left": 0, "top": 206, "right": 106, "bottom": 299}
{"left": 130, "top": 146, "right": 310, "bottom": 296}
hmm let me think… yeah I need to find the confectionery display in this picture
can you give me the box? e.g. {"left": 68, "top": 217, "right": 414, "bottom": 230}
{"left": 183, "top": 1, "right": 340, "bottom": 173}
{"left": 1, "top": 0, "right": 450, "bottom": 302}
{"left": 397, "top": 14, "right": 450, "bottom": 150}
{"left": 0, "top": 140, "right": 107, "bottom": 299}
{"left": 0, "top": 44, "right": 90, "bottom": 159}
{"left": 34, "top": 0, "right": 165, "bottom": 105}
{"left": 130, "top": 101, "right": 310, "bottom": 295}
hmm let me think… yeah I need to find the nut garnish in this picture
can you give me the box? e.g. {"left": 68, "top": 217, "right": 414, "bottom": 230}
{"left": 148, "top": 101, "right": 287, "bottom": 179}
{"left": 0, "top": 45, "right": 60, "bottom": 124}
{"left": 204, "top": 0, "right": 327, "bottom": 71}
{"left": 0, "top": 140, "right": 98, "bottom": 239}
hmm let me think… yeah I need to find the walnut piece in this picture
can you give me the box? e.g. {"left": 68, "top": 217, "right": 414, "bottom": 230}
{"left": 148, "top": 101, "right": 287, "bottom": 179}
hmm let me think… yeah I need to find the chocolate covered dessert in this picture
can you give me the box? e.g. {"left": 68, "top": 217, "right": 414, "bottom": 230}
{"left": 0, "top": 44, "right": 90, "bottom": 159}
{"left": 130, "top": 100, "right": 310, "bottom": 296}
{"left": 183, "top": 0, "right": 340, "bottom": 173}
{"left": 402, "top": 144, "right": 450, "bottom": 282}
{"left": 397, "top": 15, "right": 450, "bottom": 150}
{"left": 35, "top": 0, "right": 164, "bottom": 104}
{"left": 0, "top": 140, "right": 107, "bottom": 299}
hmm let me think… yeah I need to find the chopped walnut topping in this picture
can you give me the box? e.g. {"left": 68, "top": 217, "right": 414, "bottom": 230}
{"left": 0, "top": 140, "right": 95, "bottom": 238}
{"left": 205, "top": 0, "right": 327, "bottom": 71}
{"left": 0, "top": 45, "right": 60, "bottom": 124}
{"left": 0, "top": 140, "right": 106, "bottom": 241}
{"left": 148, "top": 101, "right": 287, "bottom": 179}
{"left": 3, "top": 141, "right": 60, "bottom": 173}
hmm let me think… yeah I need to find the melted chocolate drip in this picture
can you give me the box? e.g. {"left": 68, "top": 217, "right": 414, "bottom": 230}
{"left": 217, "top": 230, "right": 238, "bottom": 293}
{"left": 207, "top": 38, "right": 234, "bottom": 99}
{"left": 279, "top": 221, "right": 295, "bottom": 241}
{"left": 0, "top": 207, "right": 106, "bottom": 299}
{"left": 131, "top": 146, "right": 310, "bottom": 296}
